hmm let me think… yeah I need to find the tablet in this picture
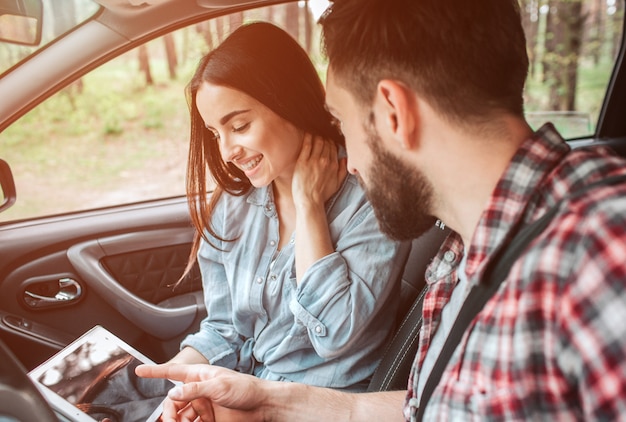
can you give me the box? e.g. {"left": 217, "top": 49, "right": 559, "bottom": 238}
{"left": 28, "top": 325, "right": 175, "bottom": 422}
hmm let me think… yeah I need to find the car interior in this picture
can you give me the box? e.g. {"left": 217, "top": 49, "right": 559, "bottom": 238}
{"left": 0, "top": 0, "right": 625, "bottom": 420}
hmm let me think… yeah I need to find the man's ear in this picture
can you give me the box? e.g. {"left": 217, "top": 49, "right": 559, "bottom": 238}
{"left": 374, "top": 80, "right": 418, "bottom": 150}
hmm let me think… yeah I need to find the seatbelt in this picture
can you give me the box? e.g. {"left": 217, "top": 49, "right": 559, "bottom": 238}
{"left": 415, "top": 173, "right": 626, "bottom": 421}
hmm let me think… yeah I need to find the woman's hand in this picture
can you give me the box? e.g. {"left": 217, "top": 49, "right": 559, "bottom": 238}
{"left": 292, "top": 134, "right": 347, "bottom": 209}
{"left": 159, "top": 394, "right": 216, "bottom": 422}
{"left": 291, "top": 135, "right": 347, "bottom": 282}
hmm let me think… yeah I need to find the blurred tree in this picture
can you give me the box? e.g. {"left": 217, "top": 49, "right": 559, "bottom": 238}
{"left": 520, "top": 0, "right": 541, "bottom": 78}
{"left": 584, "top": 0, "right": 605, "bottom": 65}
{"left": 163, "top": 33, "right": 178, "bottom": 80}
{"left": 138, "top": 44, "right": 154, "bottom": 85}
{"left": 230, "top": 12, "right": 244, "bottom": 34}
{"left": 215, "top": 16, "right": 225, "bottom": 43}
{"left": 286, "top": 3, "right": 299, "bottom": 42}
{"left": 542, "top": 0, "right": 584, "bottom": 110}
{"left": 304, "top": 0, "right": 313, "bottom": 53}
{"left": 611, "top": 0, "right": 624, "bottom": 58}
{"left": 196, "top": 21, "right": 213, "bottom": 51}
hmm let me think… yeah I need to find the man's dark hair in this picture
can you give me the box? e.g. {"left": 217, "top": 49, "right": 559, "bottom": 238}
{"left": 320, "top": 0, "right": 529, "bottom": 124}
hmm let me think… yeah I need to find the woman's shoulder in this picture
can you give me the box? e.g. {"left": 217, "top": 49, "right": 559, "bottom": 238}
{"left": 212, "top": 186, "right": 270, "bottom": 226}
{"left": 338, "top": 173, "right": 367, "bottom": 200}
{"left": 327, "top": 173, "right": 370, "bottom": 215}
{"left": 215, "top": 186, "right": 265, "bottom": 208}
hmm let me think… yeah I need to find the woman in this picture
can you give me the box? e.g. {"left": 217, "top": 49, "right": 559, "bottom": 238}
{"left": 168, "top": 22, "right": 408, "bottom": 391}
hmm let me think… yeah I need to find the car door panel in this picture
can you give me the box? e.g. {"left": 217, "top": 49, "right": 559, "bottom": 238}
{"left": 0, "top": 198, "right": 204, "bottom": 369}
{"left": 67, "top": 227, "right": 203, "bottom": 340}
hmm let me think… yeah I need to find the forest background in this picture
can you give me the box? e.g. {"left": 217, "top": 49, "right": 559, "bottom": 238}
{"left": 0, "top": 0, "right": 624, "bottom": 220}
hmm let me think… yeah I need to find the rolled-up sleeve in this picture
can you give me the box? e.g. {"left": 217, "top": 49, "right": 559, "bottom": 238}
{"left": 289, "top": 199, "right": 408, "bottom": 359}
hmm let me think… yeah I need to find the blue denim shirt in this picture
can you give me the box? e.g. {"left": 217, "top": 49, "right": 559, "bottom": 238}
{"left": 181, "top": 174, "right": 409, "bottom": 389}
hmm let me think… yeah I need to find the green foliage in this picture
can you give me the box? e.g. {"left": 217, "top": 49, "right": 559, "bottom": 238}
{"left": 1, "top": 1, "right": 621, "bottom": 221}
{"left": 0, "top": 57, "right": 190, "bottom": 221}
{"left": 525, "top": 58, "right": 614, "bottom": 137}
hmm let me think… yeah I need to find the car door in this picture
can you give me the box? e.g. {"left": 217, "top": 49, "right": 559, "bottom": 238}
{"left": 0, "top": 194, "right": 200, "bottom": 368}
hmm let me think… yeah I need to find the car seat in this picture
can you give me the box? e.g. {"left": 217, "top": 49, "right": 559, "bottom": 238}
{"left": 367, "top": 225, "right": 449, "bottom": 391}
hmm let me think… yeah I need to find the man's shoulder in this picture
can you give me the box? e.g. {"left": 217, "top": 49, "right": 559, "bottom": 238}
{"left": 556, "top": 175, "right": 626, "bottom": 242}
{"left": 520, "top": 172, "right": 626, "bottom": 283}
{"left": 506, "top": 146, "right": 626, "bottom": 280}
{"left": 537, "top": 143, "right": 626, "bottom": 210}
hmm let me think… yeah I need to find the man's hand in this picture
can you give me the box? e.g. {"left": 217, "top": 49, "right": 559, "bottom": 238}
{"left": 136, "top": 363, "right": 268, "bottom": 422}
{"left": 136, "top": 362, "right": 405, "bottom": 422}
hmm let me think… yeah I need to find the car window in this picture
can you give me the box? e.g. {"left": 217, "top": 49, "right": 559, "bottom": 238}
{"left": 0, "top": 1, "right": 331, "bottom": 222}
{"left": 0, "top": 0, "right": 622, "bottom": 222}
{"left": 521, "top": 0, "right": 624, "bottom": 138}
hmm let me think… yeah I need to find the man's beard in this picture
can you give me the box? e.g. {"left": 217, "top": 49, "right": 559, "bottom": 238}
{"left": 360, "top": 127, "right": 437, "bottom": 241}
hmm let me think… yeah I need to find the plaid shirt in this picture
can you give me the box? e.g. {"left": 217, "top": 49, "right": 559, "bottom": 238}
{"left": 405, "top": 124, "right": 626, "bottom": 420}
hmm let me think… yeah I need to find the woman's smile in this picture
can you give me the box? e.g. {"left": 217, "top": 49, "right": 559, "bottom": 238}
{"left": 238, "top": 154, "right": 264, "bottom": 173}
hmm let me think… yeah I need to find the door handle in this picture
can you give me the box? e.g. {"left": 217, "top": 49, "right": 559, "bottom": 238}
{"left": 23, "top": 277, "right": 83, "bottom": 309}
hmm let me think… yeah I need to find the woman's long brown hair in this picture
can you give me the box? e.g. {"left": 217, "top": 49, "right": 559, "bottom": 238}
{"left": 179, "top": 22, "right": 343, "bottom": 282}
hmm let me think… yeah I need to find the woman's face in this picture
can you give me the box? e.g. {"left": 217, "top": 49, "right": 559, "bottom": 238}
{"left": 195, "top": 82, "right": 303, "bottom": 188}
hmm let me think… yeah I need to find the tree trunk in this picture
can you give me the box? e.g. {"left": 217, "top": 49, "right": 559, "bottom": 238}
{"left": 542, "top": 0, "right": 557, "bottom": 88}
{"left": 215, "top": 17, "right": 225, "bottom": 43}
{"left": 542, "top": 0, "right": 584, "bottom": 110}
{"left": 163, "top": 33, "right": 178, "bottom": 80}
{"left": 196, "top": 21, "right": 213, "bottom": 51}
{"left": 612, "top": 0, "right": 624, "bottom": 59}
{"left": 304, "top": 0, "right": 313, "bottom": 54}
{"left": 286, "top": 3, "right": 300, "bottom": 42}
{"left": 561, "top": 0, "right": 584, "bottom": 110}
{"left": 229, "top": 13, "right": 244, "bottom": 33}
{"left": 520, "top": 0, "right": 540, "bottom": 78}
{"left": 586, "top": 0, "right": 604, "bottom": 65}
{"left": 138, "top": 44, "right": 154, "bottom": 86}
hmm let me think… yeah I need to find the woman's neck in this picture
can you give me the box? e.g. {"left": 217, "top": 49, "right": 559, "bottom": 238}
{"left": 272, "top": 180, "right": 296, "bottom": 249}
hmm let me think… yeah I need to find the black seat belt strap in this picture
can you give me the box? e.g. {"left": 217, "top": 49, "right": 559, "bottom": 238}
{"left": 415, "top": 173, "right": 626, "bottom": 421}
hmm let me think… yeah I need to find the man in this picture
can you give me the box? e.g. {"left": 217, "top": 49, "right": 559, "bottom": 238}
{"left": 137, "top": 0, "right": 626, "bottom": 420}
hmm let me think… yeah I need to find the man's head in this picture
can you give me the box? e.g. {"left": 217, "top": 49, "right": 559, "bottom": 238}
{"left": 321, "top": 0, "right": 528, "bottom": 124}
{"left": 321, "top": 0, "right": 529, "bottom": 240}
{"left": 362, "top": 118, "right": 438, "bottom": 240}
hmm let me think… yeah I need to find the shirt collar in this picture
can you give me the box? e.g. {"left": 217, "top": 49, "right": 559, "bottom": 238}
{"left": 244, "top": 171, "right": 352, "bottom": 216}
{"left": 246, "top": 185, "right": 276, "bottom": 217}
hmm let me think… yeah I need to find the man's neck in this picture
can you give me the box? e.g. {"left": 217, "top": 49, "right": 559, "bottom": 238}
{"left": 426, "top": 116, "right": 534, "bottom": 246}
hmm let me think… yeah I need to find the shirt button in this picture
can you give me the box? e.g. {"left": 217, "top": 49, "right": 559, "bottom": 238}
{"left": 444, "top": 250, "right": 456, "bottom": 262}
{"left": 290, "top": 238, "right": 294, "bottom": 244}
{"left": 256, "top": 277, "right": 263, "bottom": 284}
{"left": 270, "top": 274, "right": 277, "bottom": 281}
{"left": 270, "top": 240, "right": 276, "bottom": 246}
{"left": 314, "top": 325, "right": 322, "bottom": 334}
